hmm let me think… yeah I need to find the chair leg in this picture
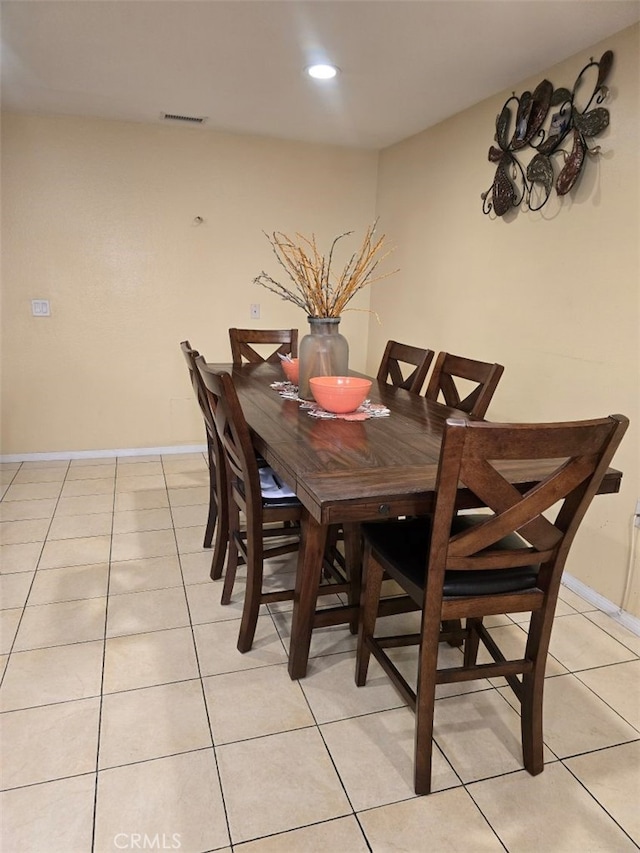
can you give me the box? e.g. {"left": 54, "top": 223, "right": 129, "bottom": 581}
{"left": 209, "top": 450, "right": 228, "bottom": 581}
{"left": 442, "top": 618, "right": 463, "bottom": 647}
{"left": 343, "top": 523, "right": 362, "bottom": 635}
{"left": 521, "top": 611, "right": 546, "bottom": 776}
{"left": 203, "top": 439, "right": 217, "bottom": 549}
{"left": 355, "top": 545, "right": 384, "bottom": 686}
{"left": 209, "top": 493, "right": 228, "bottom": 581}
{"left": 413, "top": 615, "right": 442, "bottom": 795}
{"left": 324, "top": 525, "right": 340, "bottom": 580}
{"left": 463, "top": 617, "right": 482, "bottom": 666}
{"left": 237, "top": 516, "right": 264, "bottom": 653}
{"left": 203, "top": 505, "right": 216, "bottom": 549}
{"left": 221, "top": 497, "right": 240, "bottom": 605}
{"left": 521, "top": 672, "right": 545, "bottom": 776}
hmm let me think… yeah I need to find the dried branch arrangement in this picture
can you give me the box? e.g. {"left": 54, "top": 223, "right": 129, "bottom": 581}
{"left": 254, "top": 222, "right": 397, "bottom": 318}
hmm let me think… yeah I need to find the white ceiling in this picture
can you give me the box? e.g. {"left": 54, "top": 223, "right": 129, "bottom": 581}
{"left": 2, "top": 0, "right": 639, "bottom": 149}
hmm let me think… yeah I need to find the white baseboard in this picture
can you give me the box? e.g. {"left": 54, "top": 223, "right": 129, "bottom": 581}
{"left": 563, "top": 571, "right": 640, "bottom": 636}
{"left": 0, "top": 444, "right": 207, "bottom": 463}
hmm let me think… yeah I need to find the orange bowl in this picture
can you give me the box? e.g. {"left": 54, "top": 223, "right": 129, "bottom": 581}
{"left": 309, "top": 376, "right": 372, "bottom": 414}
{"left": 281, "top": 358, "right": 299, "bottom": 384}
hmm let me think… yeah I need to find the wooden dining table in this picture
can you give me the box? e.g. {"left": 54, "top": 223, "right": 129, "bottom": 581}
{"left": 206, "top": 361, "right": 623, "bottom": 679}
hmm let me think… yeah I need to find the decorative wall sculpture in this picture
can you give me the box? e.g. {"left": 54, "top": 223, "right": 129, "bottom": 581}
{"left": 482, "top": 51, "right": 613, "bottom": 217}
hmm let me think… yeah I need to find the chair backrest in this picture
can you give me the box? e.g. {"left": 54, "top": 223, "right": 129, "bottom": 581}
{"left": 229, "top": 328, "right": 299, "bottom": 364}
{"left": 195, "top": 358, "right": 263, "bottom": 517}
{"left": 376, "top": 340, "right": 434, "bottom": 393}
{"left": 180, "top": 340, "right": 215, "bottom": 439}
{"left": 425, "top": 352, "right": 504, "bottom": 418}
{"left": 425, "top": 414, "right": 628, "bottom": 608}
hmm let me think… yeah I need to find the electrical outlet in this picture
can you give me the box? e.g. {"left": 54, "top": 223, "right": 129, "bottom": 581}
{"left": 31, "top": 299, "right": 51, "bottom": 317}
{"left": 250, "top": 303, "right": 260, "bottom": 320}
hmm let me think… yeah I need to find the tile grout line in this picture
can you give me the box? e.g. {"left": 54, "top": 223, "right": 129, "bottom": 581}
{"left": 561, "top": 754, "right": 640, "bottom": 848}
{"left": 571, "top": 665, "right": 640, "bottom": 733}
{"left": 0, "top": 461, "right": 71, "bottom": 689}
{"left": 462, "top": 783, "right": 511, "bottom": 852}
{"left": 89, "top": 458, "right": 118, "bottom": 853}
{"left": 582, "top": 610, "right": 640, "bottom": 655}
{"left": 162, "top": 452, "right": 235, "bottom": 851}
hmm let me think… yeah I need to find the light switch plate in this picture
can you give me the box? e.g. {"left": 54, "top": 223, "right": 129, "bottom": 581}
{"left": 32, "top": 299, "right": 51, "bottom": 317}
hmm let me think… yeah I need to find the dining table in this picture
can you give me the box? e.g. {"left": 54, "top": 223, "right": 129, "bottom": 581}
{"left": 205, "top": 361, "right": 624, "bottom": 679}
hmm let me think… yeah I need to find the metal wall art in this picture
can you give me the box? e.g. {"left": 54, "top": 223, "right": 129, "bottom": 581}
{"left": 482, "top": 51, "right": 614, "bottom": 216}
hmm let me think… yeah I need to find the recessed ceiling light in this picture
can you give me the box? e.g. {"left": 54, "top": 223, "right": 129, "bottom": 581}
{"left": 306, "top": 64, "right": 339, "bottom": 80}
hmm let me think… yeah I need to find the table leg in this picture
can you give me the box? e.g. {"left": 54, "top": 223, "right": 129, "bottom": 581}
{"left": 342, "top": 522, "right": 362, "bottom": 634}
{"left": 288, "top": 510, "right": 327, "bottom": 679}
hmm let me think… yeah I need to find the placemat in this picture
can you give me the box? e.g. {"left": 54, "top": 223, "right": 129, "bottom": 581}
{"left": 270, "top": 381, "right": 390, "bottom": 421}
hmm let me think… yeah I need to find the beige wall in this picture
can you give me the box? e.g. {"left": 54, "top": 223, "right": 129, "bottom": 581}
{"left": 370, "top": 25, "right": 640, "bottom": 615}
{"left": 2, "top": 25, "right": 638, "bottom": 615}
{"left": 1, "top": 116, "right": 377, "bottom": 452}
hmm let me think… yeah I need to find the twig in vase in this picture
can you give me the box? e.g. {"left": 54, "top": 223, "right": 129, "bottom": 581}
{"left": 253, "top": 221, "right": 398, "bottom": 318}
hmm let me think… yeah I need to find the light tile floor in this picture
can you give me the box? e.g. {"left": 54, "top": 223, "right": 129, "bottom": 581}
{"left": 1, "top": 453, "right": 639, "bottom": 852}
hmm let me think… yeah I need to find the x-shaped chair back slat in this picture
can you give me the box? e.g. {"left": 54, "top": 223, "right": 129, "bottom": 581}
{"left": 377, "top": 340, "right": 434, "bottom": 394}
{"left": 426, "top": 352, "right": 504, "bottom": 418}
{"left": 229, "top": 328, "right": 298, "bottom": 364}
{"left": 430, "top": 416, "right": 628, "bottom": 581}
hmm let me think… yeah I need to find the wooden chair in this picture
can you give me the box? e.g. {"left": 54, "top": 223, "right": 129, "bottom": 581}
{"left": 179, "top": 341, "right": 228, "bottom": 580}
{"left": 195, "top": 359, "right": 353, "bottom": 653}
{"left": 425, "top": 352, "right": 504, "bottom": 418}
{"left": 229, "top": 328, "right": 298, "bottom": 364}
{"left": 355, "top": 413, "right": 628, "bottom": 795}
{"left": 377, "top": 340, "right": 434, "bottom": 394}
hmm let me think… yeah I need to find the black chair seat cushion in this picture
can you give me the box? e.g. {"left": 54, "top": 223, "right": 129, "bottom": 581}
{"left": 362, "top": 514, "right": 538, "bottom": 600}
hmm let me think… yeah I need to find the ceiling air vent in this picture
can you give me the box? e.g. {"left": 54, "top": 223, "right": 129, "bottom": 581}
{"left": 161, "top": 113, "right": 207, "bottom": 124}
